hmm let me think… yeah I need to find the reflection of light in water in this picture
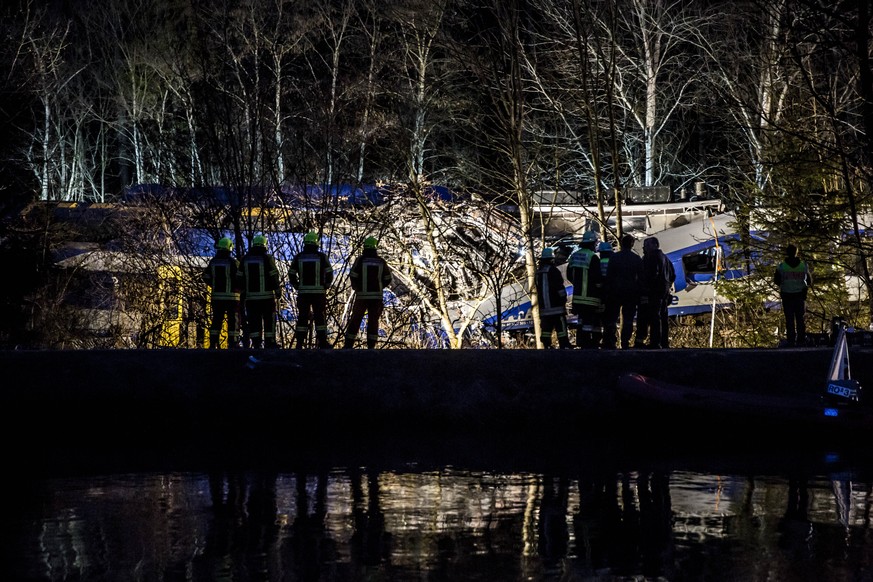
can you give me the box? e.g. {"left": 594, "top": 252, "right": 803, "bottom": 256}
{"left": 831, "top": 479, "right": 853, "bottom": 528}
{"left": 19, "top": 468, "right": 873, "bottom": 581}
{"left": 716, "top": 475, "right": 723, "bottom": 512}
{"left": 522, "top": 478, "right": 538, "bottom": 557}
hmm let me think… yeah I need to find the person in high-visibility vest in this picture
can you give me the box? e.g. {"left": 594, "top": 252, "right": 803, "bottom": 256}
{"left": 597, "top": 241, "right": 613, "bottom": 277}
{"left": 289, "top": 231, "right": 334, "bottom": 349}
{"left": 241, "top": 234, "right": 282, "bottom": 348}
{"left": 595, "top": 240, "right": 614, "bottom": 348}
{"left": 343, "top": 236, "right": 392, "bottom": 349}
{"left": 566, "top": 231, "right": 603, "bottom": 349}
{"left": 202, "top": 237, "right": 241, "bottom": 348}
{"left": 535, "top": 247, "right": 571, "bottom": 349}
{"left": 773, "top": 244, "right": 812, "bottom": 347}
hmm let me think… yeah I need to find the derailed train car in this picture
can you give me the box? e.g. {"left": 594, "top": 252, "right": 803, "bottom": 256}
{"left": 449, "top": 196, "right": 744, "bottom": 336}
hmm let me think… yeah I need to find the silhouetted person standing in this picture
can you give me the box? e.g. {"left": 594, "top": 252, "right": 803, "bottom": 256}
{"left": 350, "top": 468, "right": 391, "bottom": 568}
{"left": 286, "top": 472, "right": 330, "bottom": 581}
{"left": 536, "top": 247, "right": 572, "bottom": 349}
{"left": 538, "top": 476, "right": 570, "bottom": 568}
{"left": 241, "top": 234, "right": 281, "bottom": 348}
{"left": 344, "top": 236, "right": 392, "bottom": 349}
{"left": 203, "top": 237, "right": 241, "bottom": 348}
{"left": 603, "top": 234, "right": 643, "bottom": 349}
{"left": 773, "top": 243, "right": 812, "bottom": 347}
{"left": 290, "top": 231, "right": 334, "bottom": 349}
{"left": 595, "top": 240, "right": 614, "bottom": 348}
{"left": 636, "top": 236, "right": 675, "bottom": 349}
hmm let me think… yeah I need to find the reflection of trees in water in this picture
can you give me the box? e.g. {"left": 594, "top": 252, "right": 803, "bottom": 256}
{"left": 196, "top": 471, "right": 280, "bottom": 579}
{"left": 637, "top": 471, "right": 675, "bottom": 578}
{"left": 20, "top": 468, "right": 873, "bottom": 580}
{"left": 571, "top": 471, "right": 674, "bottom": 579}
{"left": 349, "top": 467, "right": 391, "bottom": 571}
{"left": 537, "top": 475, "right": 570, "bottom": 570}
{"left": 674, "top": 473, "right": 873, "bottom": 581}
{"left": 282, "top": 471, "right": 339, "bottom": 581}
{"left": 779, "top": 474, "right": 812, "bottom": 560}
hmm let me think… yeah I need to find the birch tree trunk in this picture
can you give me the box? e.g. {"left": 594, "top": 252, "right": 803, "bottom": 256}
{"left": 394, "top": 1, "right": 468, "bottom": 348}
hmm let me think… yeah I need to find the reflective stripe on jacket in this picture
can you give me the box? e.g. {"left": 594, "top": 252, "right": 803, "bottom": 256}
{"left": 777, "top": 261, "right": 809, "bottom": 294}
{"left": 350, "top": 251, "right": 392, "bottom": 300}
{"left": 242, "top": 251, "right": 280, "bottom": 300}
{"left": 290, "top": 248, "right": 333, "bottom": 294}
{"left": 536, "top": 262, "right": 567, "bottom": 316}
{"left": 204, "top": 255, "right": 240, "bottom": 301}
{"left": 566, "top": 248, "right": 602, "bottom": 307}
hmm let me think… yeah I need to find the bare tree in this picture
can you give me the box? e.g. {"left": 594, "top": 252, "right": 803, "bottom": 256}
{"left": 708, "top": 0, "right": 872, "bottom": 331}
{"left": 521, "top": 0, "right": 628, "bottom": 239}
{"left": 449, "top": 0, "right": 544, "bottom": 347}
{"left": 17, "top": 4, "right": 80, "bottom": 201}
{"left": 702, "top": 0, "right": 797, "bottom": 195}
{"left": 387, "top": 1, "right": 473, "bottom": 347}
{"left": 609, "top": 0, "right": 709, "bottom": 187}
{"left": 354, "top": 0, "right": 387, "bottom": 183}
{"left": 778, "top": 0, "right": 873, "bottom": 326}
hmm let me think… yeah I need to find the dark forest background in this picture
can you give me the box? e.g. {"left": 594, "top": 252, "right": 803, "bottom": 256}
{"left": 0, "top": 0, "right": 870, "bottom": 349}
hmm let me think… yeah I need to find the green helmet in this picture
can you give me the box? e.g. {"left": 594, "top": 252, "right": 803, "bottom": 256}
{"left": 304, "top": 231, "right": 318, "bottom": 245}
{"left": 252, "top": 234, "right": 267, "bottom": 248}
{"left": 217, "top": 237, "right": 233, "bottom": 251}
{"left": 364, "top": 236, "right": 378, "bottom": 249}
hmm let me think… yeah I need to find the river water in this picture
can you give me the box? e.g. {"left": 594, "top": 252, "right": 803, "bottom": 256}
{"left": 9, "top": 439, "right": 873, "bottom": 582}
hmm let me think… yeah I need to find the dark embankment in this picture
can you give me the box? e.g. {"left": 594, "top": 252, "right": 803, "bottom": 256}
{"left": 2, "top": 347, "right": 871, "bottom": 474}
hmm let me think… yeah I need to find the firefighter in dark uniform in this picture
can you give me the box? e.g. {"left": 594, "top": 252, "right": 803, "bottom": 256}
{"left": 289, "top": 231, "right": 334, "bottom": 349}
{"left": 241, "top": 234, "right": 282, "bottom": 348}
{"left": 774, "top": 243, "right": 812, "bottom": 347}
{"left": 536, "top": 247, "right": 572, "bottom": 349}
{"left": 343, "top": 236, "right": 392, "bottom": 349}
{"left": 203, "top": 236, "right": 241, "bottom": 348}
{"left": 566, "top": 231, "right": 603, "bottom": 348}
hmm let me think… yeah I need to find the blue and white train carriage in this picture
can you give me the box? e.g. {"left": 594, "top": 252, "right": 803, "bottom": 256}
{"left": 451, "top": 207, "right": 752, "bottom": 335}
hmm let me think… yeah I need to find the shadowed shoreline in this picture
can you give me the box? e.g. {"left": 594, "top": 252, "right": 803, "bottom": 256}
{"left": 3, "top": 347, "right": 871, "bottom": 475}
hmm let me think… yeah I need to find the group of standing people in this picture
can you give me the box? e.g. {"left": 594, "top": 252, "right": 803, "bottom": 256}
{"left": 538, "top": 233, "right": 813, "bottom": 350}
{"left": 202, "top": 233, "right": 392, "bottom": 350}
{"left": 536, "top": 231, "right": 676, "bottom": 350}
{"left": 204, "top": 229, "right": 812, "bottom": 351}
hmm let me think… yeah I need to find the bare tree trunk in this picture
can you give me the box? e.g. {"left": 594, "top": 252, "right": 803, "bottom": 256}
{"left": 504, "top": 2, "right": 541, "bottom": 348}
{"left": 605, "top": 2, "right": 625, "bottom": 237}
{"left": 635, "top": 0, "right": 660, "bottom": 187}
{"left": 41, "top": 97, "right": 50, "bottom": 199}
{"left": 851, "top": 0, "right": 873, "bottom": 324}
{"left": 274, "top": 53, "right": 284, "bottom": 182}
{"left": 394, "top": 1, "right": 468, "bottom": 348}
{"left": 356, "top": 2, "right": 382, "bottom": 183}
{"left": 571, "top": 0, "right": 608, "bottom": 235}
{"left": 319, "top": 0, "right": 353, "bottom": 186}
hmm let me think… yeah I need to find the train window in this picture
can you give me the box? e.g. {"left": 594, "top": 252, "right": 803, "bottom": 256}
{"left": 683, "top": 248, "right": 716, "bottom": 273}
{"left": 682, "top": 248, "right": 719, "bottom": 283}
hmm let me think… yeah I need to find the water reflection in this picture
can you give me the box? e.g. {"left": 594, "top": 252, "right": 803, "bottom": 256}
{"left": 11, "top": 463, "right": 873, "bottom": 581}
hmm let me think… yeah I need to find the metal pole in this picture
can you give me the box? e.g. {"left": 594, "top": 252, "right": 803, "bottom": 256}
{"left": 708, "top": 246, "right": 720, "bottom": 348}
